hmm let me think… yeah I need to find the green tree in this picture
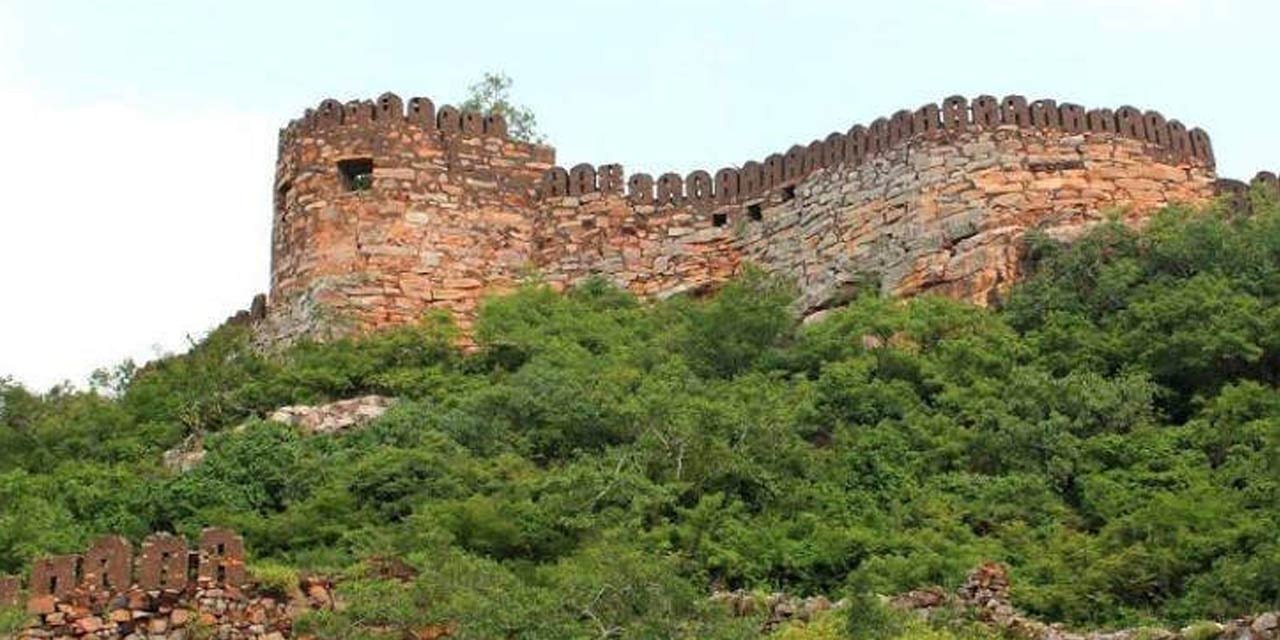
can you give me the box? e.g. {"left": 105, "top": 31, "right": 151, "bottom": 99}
{"left": 459, "top": 71, "right": 543, "bottom": 143}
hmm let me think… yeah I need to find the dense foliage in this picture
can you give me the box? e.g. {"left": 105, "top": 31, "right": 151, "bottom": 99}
{"left": 2, "top": 197, "right": 1278, "bottom": 638}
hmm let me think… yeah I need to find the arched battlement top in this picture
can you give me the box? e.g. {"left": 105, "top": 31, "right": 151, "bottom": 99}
{"left": 278, "top": 91, "right": 509, "bottom": 149}
{"left": 542, "top": 93, "right": 1214, "bottom": 209}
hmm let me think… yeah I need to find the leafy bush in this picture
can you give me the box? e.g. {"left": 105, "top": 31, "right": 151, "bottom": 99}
{"left": 0, "top": 606, "right": 30, "bottom": 637}
{"left": 248, "top": 561, "right": 300, "bottom": 599}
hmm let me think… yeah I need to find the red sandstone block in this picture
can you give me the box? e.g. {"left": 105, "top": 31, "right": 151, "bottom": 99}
{"left": 27, "top": 595, "right": 56, "bottom": 616}
{"left": 72, "top": 616, "right": 102, "bottom": 634}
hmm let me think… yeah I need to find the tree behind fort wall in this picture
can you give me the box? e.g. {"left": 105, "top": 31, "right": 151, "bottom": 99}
{"left": 460, "top": 72, "right": 543, "bottom": 143}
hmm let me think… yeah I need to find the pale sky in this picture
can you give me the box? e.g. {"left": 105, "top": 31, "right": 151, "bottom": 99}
{"left": 2, "top": 0, "right": 1278, "bottom": 390}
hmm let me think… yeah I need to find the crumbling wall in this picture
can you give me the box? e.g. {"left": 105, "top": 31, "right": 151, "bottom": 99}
{"left": 262, "top": 91, "right": 1219, "bottom": 343}
{"left": 0, "top": 529, "right": 323, "bottom": 640}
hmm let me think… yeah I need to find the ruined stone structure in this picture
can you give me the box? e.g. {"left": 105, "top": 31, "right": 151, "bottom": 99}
{"left": 0, "top": 530, "right": 317, "bottom": 639}
{"left": 258, "top": 91, "right": 1226, "bottom": 342}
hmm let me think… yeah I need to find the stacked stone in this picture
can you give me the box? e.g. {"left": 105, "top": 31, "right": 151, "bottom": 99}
{"left": 957, "top": 562, "right": 1014, "bottom": 618}
{"left": 536, "top": 186, "right": 741, "bottom": 301}
{"left": 17, "top": 583, "right": 295, "bottom": 640}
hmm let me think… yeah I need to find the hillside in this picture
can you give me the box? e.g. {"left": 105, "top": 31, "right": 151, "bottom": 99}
{"left": 2, "top": 195, "right": 1279, "bottom": 638}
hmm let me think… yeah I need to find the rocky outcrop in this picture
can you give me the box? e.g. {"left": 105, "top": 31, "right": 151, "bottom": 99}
{"left": 161, "top": 397, "right": 394, "bottom": 474}
{"left": 709, "top": 590, "right": 842, "bottom": 633}
{"left": 267, "top": 395, "right": 393, "bottom": 436}
{"left": 161, "top": 434, "right": 205, "bottom": 473}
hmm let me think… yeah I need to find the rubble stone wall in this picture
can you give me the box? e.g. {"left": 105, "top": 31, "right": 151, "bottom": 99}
{"left": 0, "top": 530, "right": 316, "bottom": 640}
{"left": 263, "top": 92, "right": 1221, "bottom": 342}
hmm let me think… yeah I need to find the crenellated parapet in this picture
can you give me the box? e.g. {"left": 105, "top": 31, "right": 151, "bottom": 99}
{"left": 541, "top": 93, "right": 1214, "bottom": 209}
{"left": 0, "top": 530, "right": 336, "bottom": 640}
{"left": 0, "top": 528, "right": 246, "bottom": 612}
{"left": 1212, "top": 168, "right": 1280, "bottom": 212}
{"left": 278, "top": 91, "right": 509, "bottom": 152}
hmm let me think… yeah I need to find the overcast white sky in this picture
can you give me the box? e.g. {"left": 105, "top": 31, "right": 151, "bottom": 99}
{"left": 2, "top": 0, "right": 1278, "bottom": 391}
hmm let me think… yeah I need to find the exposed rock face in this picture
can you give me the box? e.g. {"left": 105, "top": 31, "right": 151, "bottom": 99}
{"left": 268, "top": 395, "right": 393, "bottom": 436}
{"left": 262, "top": 91, "right": 1216, "bottom": 345}
{"left": 160, "top": 397, "right": 394, "bottom": 474}
{"left": 161, "top": 434, "right": 205, "bottom": 473}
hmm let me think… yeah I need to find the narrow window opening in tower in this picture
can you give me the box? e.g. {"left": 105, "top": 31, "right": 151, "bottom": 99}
{"left": 276, "top": 180, "right": 292, "bottom": 216}
{"left": 712, "top": 213, "right": 728, "bottom": 227}
{"left": 747, "top": 204, "right": 763, "bottom": 222}
{"left": 338, "top": 158, "right": 374, "bottom": 192}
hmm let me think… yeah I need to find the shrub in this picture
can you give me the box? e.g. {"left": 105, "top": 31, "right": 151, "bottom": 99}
{"left": 249, "top": 561, "right": 300, "bottom": 599}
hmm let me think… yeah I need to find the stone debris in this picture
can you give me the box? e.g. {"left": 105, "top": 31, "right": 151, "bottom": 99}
{"left": 7, "top": 581, "right": 335, "bottom": 640}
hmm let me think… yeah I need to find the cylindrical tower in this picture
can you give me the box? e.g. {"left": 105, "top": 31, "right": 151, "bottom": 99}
{"left": 265, "top": 92, "right": 555, "bottom": 343}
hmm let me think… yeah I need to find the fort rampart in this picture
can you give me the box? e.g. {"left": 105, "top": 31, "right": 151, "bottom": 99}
{"left": 259, "top": 91, "right": 1226, "bottom": 342}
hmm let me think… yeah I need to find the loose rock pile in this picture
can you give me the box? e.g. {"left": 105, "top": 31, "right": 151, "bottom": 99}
{"left": 12, "top": 580, "right": 334, "bottom": 640}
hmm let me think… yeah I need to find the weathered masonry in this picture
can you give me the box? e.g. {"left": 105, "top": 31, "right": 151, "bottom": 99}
{"left": 0, "top": 530, "right": 302, "bottom": 640}
{"left": 255, "top": 91, "right": 1227, "bottom": 343}
{"left": 1, "top": 529, "right": 246, "bottom": 610}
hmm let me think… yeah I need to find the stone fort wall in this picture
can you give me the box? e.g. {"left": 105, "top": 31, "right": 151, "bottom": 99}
{"left": 261, "top": 91, "right": 1221, "bottom": 342}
